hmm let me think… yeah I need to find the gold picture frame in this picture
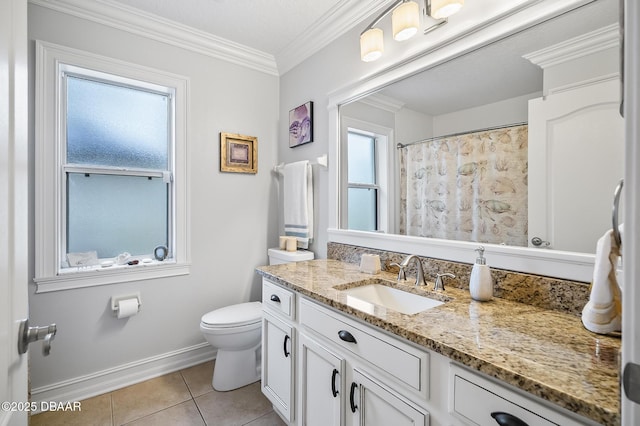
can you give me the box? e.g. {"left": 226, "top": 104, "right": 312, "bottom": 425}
{"left": 220, "top": 132, "right": 257, "bottom": 174}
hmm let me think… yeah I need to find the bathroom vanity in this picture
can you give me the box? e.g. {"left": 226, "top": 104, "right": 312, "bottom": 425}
{"left": 256, "top": 259, "right": 619, "bottom": 426}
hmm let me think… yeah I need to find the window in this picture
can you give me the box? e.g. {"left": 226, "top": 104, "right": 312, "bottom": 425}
{"left": 35, "top": 41, "right": 189, "bottom": 291}
{"left": 347, "top": 131, "right": 379, "bottom": 231}
{"left": 340, "top": 117, "right": 393, "bottom": 233}
{"left": 64, "top": 72, "right": 172, "bottom": 260}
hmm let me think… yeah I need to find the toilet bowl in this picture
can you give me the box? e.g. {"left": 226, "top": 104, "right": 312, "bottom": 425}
{"left": 200, "top": 247, "right": 314, "bottom": 391}
{"left": 200, "top": 301, "right": 262, "bottom": 391}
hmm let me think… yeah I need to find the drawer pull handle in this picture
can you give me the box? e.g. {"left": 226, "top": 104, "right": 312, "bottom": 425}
{"left": 283, "top": 335, "right": 290, "bottom": 358}
{"left": 349, "top": 382, "right": 358, "bottom": 413}
{"left": 331, "top": 369, "right": 339, "bottom": 397}
{"left": 491, "top": 412, "right": 529, "bottom": 426}
{"left": 270, "top": 294, "right": 281, "bottom": 303}
{"left": 338, "top": 330, "right": 357, "bottom": 343}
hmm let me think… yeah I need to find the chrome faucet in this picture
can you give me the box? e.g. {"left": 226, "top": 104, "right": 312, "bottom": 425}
{"left": 434, "top": 273, "right": 455, "bottom": 291}
{"left": 398, "top": 255, "right": 428, "bottom": 287}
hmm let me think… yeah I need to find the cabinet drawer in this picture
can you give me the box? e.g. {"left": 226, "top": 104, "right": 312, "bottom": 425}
{"left": 449, "top": 364, "right": 588, "bottom": 426}
{"left": 299, "top": 297, "right": 428, "bottom": 398}
{"left": 262, "top": 279, "right": 295, "bottom": 320}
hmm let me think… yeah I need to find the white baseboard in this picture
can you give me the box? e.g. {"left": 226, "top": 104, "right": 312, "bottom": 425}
{"left": 30, "top": 342, "right": 216, "bottom": 412}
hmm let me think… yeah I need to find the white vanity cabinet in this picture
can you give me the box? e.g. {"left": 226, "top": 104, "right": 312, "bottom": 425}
{"left": 297, "top": 296, "right": 431, "bottom": 426}
{"left": 448, "top": 364, "right": 598, "bottom": 426}
{"left": 262, "top": 280, "right": 297, "bottom": 423}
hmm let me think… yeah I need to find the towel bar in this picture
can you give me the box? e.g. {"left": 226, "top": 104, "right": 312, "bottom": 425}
{"left": 612, "top": 179, "right": 624, "bottom": 247}
{"left": 273, "top": 154, "right": 327, "bottom": 175}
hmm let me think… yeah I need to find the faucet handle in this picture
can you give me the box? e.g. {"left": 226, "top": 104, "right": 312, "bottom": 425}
{"left": 390, "top": 263, "right": 406, "bottom": 282}
{"left": 434, "top": 273, "right": 455, "bottom": 291}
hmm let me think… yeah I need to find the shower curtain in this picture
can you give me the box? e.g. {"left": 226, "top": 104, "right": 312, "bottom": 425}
{"left": 399, "top": 124, "right": 528, "bottom": 246}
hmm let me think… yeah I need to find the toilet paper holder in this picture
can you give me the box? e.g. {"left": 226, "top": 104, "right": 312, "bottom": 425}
{"left": 111, "top": 293, "right": 141, "bottom": 317}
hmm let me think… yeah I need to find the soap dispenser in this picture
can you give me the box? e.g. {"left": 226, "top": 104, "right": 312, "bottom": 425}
{"left": 469, "top": 246, "right": 493, "bottom": 301}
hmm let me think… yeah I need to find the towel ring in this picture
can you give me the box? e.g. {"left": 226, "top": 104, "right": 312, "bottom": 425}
{"left": 612, "top": 179, "right": 624, "bottom": 247}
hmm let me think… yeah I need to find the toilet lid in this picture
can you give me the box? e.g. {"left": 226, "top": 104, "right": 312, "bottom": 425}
{"left": 201, "top": 301, "right": 262, "bottom": 327}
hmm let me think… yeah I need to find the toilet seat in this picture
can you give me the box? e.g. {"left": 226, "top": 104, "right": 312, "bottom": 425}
{"left": 201, "top": 301, "right": 262, "bottom": 328}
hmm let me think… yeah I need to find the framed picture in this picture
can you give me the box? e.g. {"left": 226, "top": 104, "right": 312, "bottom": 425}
{"left": 289, "top": 101, "right": 313, "bottom": 148}
{"left": 220, "top": 132, "right": 257, "bottom": 174}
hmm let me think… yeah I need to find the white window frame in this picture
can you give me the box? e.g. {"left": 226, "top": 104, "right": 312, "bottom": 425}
{"left": 34, "top": 41, "right": 190, "bottom": 292}
{"left": 340, "top": 117, "right": 394, "bottom": 233}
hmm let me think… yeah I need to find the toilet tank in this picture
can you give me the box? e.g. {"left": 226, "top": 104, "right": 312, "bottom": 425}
{"left": 268, "top": 248, "right": 314, "bottom": 265}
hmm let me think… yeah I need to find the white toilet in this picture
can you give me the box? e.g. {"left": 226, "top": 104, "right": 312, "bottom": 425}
{"left": 200, "top": 248, "right": 314, "bottom": 391}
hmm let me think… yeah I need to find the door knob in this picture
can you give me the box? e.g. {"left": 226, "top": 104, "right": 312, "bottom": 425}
{"left": 18, "top": 319, "right": 57, "bottom": 356}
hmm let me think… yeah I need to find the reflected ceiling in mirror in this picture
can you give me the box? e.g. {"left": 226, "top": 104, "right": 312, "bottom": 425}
{"left": 339, "top": 0, "right": 621, "bottom": 255}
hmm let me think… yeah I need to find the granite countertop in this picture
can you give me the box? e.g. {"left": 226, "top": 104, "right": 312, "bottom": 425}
{"left": 256, "top": 259, "right": 620, "bottom": 425}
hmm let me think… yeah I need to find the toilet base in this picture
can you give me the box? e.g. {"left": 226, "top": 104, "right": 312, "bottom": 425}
{"left": 212, "top": 344, "right": 261, "bottom": 391}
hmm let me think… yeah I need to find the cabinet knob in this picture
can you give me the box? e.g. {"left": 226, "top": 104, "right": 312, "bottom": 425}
{"left": 491, "top": 412, "right": 529, "bottom": 426}
{"left": 270, "top": 294, "right": 281, "bottom": 303}
{"left": 338, "top": 330, "right": 357, "bottom": 344}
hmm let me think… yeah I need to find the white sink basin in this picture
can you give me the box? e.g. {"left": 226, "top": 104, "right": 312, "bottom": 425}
{"left": 341, "top": 284, "right": 444, "bottom": 315}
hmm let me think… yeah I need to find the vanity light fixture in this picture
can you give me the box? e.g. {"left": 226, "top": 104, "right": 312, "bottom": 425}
{"left": 360, "top": 0, "right": 464, "bottom": 62}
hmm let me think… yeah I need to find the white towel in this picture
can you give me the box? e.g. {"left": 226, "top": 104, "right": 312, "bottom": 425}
{"left": 284, "top": 161, "right": 313, "bottom": 249}
{"left": 581, "top": 226, "right": 623, "bottom": 334}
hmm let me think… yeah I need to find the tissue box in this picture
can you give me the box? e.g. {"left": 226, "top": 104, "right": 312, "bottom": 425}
{"left": 359, "top": 254, "right": 381, "bottom": 274}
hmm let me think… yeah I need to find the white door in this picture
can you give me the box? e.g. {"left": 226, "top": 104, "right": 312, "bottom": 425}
{"left": 0, "top": 0, "right": 29, "bottom": 425}
{"left": 350, "top": 369, "right": 427, "bottom": 426}
{"left": 299, "top": 333, "right": 344, "bottom": 426}
{"left": 528, "top": 78, "right": 624, "bottom": 252}
{"left": 622, "top": 0, "right": 640, "bottom": 423}
{"left": 262, "top": 312, "right": 295, "bottom": 423}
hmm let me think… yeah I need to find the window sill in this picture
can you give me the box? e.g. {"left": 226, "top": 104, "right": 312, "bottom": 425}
{"left": 33, "top": 261, "right": 191, "bottom": 293}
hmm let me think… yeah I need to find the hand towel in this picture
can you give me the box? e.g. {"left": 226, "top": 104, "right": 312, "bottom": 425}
{"left": 581, "top": 226, "right": 623, "bottom": 334}
{"left": 284, "top": 161, "right": 313, "bottom": 249}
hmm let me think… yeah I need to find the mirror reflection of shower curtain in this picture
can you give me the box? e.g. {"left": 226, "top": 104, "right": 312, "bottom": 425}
{"left": 399, "top": 124, "right": 528, "bottom": 246}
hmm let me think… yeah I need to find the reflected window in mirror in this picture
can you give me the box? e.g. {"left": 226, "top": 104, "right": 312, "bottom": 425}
{"left": 340, "top": 116, "right": 395, "bottom": 233}
{"left": 347, "top": 131, "right": 378, "bottom": 231}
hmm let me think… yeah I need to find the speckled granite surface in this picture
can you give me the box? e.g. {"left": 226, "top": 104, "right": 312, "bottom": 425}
{"left": 256, "top": 259, "right": 620, "bottom": 426}
{"left": 327, "top": 242, "right": 592, "bottom": 316}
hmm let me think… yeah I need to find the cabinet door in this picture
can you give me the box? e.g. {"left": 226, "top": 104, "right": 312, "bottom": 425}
{"left": 350, "top": 369, "right": 428, "bottom": 426}
{"left": 299, "top": 333, "right": 345, "bottom": 426}
{"left": 262, "top": 311, "right": 295, "bottom": 422}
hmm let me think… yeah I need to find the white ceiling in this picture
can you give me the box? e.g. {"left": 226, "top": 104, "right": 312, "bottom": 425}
{"left": 106, "top": 0, "right": 389, "bottom": 73}
{"left": 111, "top": 0, "right": 343, "bottom": 55}
{"left": 376, "top": 0, "right": 618, "bottom": 116}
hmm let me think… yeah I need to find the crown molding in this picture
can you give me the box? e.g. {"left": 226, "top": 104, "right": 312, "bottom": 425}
{"left": 523, "top": 23, "right": 620, "bottom": 69}
{"left": 276, "top": 0, "right": 391, "bottom": 75}
{"left": 29, "top": 0, "right": 280, "bottom": 76}
{"left": 359, "top": 93, "right": 405, "bottom": 112}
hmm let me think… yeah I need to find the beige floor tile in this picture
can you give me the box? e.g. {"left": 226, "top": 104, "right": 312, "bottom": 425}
{"left": 111, "top": 372, "right": 192, "bottom": 425}
{"left": 195, "top": 382, "right": 272, "bottom": 426}
{"left": 244, "top": 411, "right": 286, "bottom": 426}
{"left": 30, "top": 393, "right": 112, "bottom": 426}
{"left": 122, "top": 400, "right": 205, "bottom": 426}
{"left": 181, "top": 360, "right": 214, "bottom": 397}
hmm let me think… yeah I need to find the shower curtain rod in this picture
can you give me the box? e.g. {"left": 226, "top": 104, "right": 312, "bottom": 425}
{"left": 395, "top": 122, "right": 527, "bottom": 149}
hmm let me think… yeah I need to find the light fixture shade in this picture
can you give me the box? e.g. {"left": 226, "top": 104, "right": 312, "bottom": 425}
{"left": 430, "top": 0, "right": 464, "bottom": 19}
{"left": 360, "top": 28, "right": 384, "bottom": 62}
{"left": 392, "top": 1, "right": 420, "bottom": 41}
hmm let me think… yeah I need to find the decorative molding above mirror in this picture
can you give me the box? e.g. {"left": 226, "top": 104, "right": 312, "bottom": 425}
{"left": 327, "top": 0, "right": 621, "bottom": 282}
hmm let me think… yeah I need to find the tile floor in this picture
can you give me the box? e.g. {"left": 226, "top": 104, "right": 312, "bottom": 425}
{"left": 30, "top": 360, "right": 285, "bottom": 426}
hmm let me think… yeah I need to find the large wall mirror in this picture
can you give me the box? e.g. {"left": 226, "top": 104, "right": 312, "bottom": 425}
{"left": 330, "top": 0, "right": 622, "bottom": 282}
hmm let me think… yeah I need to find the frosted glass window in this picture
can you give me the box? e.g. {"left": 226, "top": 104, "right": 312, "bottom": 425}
{"left": 61, "top": 68, "right": 174, "bottom": 266}
{"left": 348, "top": 188, "right": 377, "bottom": 231}
{"left": 348, "top": 132, "right": 376, "bottom": 184}
{"left": 347, "top": 131, "right": 378, "bottom": 231}
{"left": 67, "top": 173, "right": 167, "bottom": 258}
{"left": 66, "top": 76, "right": 169, "bottom": 169}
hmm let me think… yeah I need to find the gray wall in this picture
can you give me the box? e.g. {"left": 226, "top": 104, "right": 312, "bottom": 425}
{"left": 28, "top": 4, "right": 279, "bottom": 390}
